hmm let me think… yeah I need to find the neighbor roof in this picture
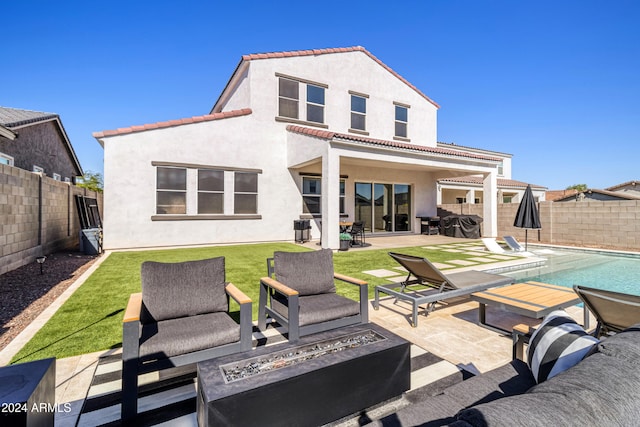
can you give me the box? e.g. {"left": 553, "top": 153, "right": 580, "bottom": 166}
{"left": 438, "top": 175, "right": 546, "bottom": 190}
{"left": 0, "top": 106, "right": 59, "bottom": 128}
{"left": 605, "top": 180, "right": 640, "bottom": 192}
{"left": 286, "top": 125, "right": 501, "bottom": 162}
{"left": 0, "top": 106, "right": 83, "bottom": 175}
{"left": 212, "top": 46, "right": 440, "bottom": 113}
{"left": 554, "top": 188, "right": 640, "bottom": 202}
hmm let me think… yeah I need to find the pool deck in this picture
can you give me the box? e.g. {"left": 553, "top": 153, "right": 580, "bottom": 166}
{"left": 0, "top": 235, "right": 595, "bottom": 426}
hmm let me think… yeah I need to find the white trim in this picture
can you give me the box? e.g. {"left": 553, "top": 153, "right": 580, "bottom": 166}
{"left": 33, "top": 165, "right": 44, "bottom": 174}
{"left": 0, "top": 152, "right": 14, "bottom": 166}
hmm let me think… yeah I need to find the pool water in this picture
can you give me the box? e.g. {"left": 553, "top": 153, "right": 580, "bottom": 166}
{"left": 506, "top": 248, "right": 640, "bottom": 296}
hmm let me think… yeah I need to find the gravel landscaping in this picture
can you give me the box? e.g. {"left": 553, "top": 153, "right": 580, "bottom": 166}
{"left": 0, "top": 252, "right": 99, "bottom": 352}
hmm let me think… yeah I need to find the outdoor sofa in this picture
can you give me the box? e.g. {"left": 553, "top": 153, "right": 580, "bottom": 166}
{"left": 367, "top": 320, "right": 640, "bottom": 426}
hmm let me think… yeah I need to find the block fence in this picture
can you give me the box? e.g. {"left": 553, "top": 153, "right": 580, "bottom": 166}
{"left": 439, "top": 200, "right": 640, "bottom": 251}
{"left": 0, "top": 163, "right": 103, "bottom": 275}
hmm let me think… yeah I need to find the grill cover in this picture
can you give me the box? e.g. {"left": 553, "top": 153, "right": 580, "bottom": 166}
{"left": 441, "top": 215, "right": 483, "bottom": 238}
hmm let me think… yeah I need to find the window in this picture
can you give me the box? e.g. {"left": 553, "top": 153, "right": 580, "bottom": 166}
{"left": 198, "top": 169, "right": 224, "bottom": 214}
{"left": 153, "top": 162, "right": 262, "bottom": 218}
{"left": 350, "top": 94, "right": 366, "bottom": 131}
{"left": 302, "top": 177, "right": 346, "bottom": 215}
{"left": 64, "top": 177, "right": 71, "bottom": 183}
{"left": 306, "top": 84, "right": 325, "bottom": 123}
{"left": 277, "top": 75, "right": 327, "bottom": 124}
{"left": 234, "top": 172, "right": 258, "bottom": 214}
{"left": 53, "top": 173, "right": 61, "bottom": 181}
{"left": 278, "top": 77, "right": 299, "bottom": 119}
{"left": 497, "top": 162, "right": 504, "bottom": 176}
{"left": 394, "top": 104, "right": 408, "bottom": 138}
{"left": 156, "top": 167, "right": 187, "bottom": 214}
{"left": 33, "top": 165, "right": 44, "bottom": 174}
{"left": 302, "top": 177, "right": 321, "bottom": 214}
{"left": 0, "top": 153, "right": 13, "bottom": 166}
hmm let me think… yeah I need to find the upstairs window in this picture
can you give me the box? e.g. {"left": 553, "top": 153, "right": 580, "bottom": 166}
{"left": 53, "top": 173, "right": 61, "bottom": 181}
{"left": 350, "top": 94, "right": 367, "bottom": 131}
{"left": 306, "top": 85, "right": 325, "bottom": 124}
{"left": 277, "top": 74, "right": 327, "bottom": 125}
{"left": 394, "top": 104, "right": 408, "bottom": 138}
{"left": 278, "top": 77, "right": 299, "bottom": 119}
{"left": 498, "top": 161, "right": 504, "bottom": 176}
{"left": 157, "top": 167, "right": 187, "bottom": 214}
{"left": 33, "top": 165, "right": 44, "bottom": 174}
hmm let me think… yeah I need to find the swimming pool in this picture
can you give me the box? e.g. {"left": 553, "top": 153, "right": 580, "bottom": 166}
{"left": 506, "top": 248, "right": 640, "bottom": 296}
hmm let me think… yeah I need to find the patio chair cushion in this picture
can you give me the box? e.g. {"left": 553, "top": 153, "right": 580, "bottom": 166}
{"left": 138, "top": 311, "right": 240, "bottom": 361}
{"left": 272, "top": 293, "right": 359, "bottom": 327}
{"left": 527, "top": 310, "right": 599, "bottom": 383}
{"left": 140, "top": 257, "right": 228, "bottom": 323}
{"left": 273, "top": 249, "right": 336, "bottom": 296}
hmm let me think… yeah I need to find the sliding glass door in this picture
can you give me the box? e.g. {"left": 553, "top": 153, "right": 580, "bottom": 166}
{"left": 355, "top": 182, "right": 411, "bottom": 232}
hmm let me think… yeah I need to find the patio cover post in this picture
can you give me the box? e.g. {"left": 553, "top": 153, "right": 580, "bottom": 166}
{"left": 482, "top": 172, "right": 498, "bottom": 237}
{"left": 321, "top": 149, "right": 340, "bottom": 249}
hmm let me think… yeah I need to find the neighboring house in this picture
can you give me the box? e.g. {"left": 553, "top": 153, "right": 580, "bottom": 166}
{"left": 94, "top": 46, "right": 506, "bottom": 250}
{"left": 605, "top": 180, "right": 640, "bottom": 198}
{"left": 435, "top": 143, "right": 546, "bottom": 204}
{"left": 0, "top": 107, "right": 83, "bottom": 182}
{"left": 546, "top": 189, "right": 579, "bottom": 202}
{"left": 554, "top": 188, "right": 640, "bottom": 202}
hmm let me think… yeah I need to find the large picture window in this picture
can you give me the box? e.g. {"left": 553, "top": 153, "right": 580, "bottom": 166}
{"left": 157, "top": 167, "right": 187, "bottom": 214}
{"left": 355, "top": 182, "right": 411, "bottom": 232}
{"left": 154, "top": 162, "right": 261, "bottom": 218}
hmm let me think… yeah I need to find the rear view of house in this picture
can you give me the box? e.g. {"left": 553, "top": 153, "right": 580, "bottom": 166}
{"left": 94, "top": 47, "right": 504, "bottom": 250}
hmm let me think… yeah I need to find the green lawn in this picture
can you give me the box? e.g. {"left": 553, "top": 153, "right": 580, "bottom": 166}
{"left": 11, "top": 241, "right": 500, "bottom": 363}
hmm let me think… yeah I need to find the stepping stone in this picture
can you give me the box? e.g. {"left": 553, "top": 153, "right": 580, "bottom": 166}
{"left": 441, "top": 249, "right": 464, "bottom": 253}
{"left": 486, "top": 255, "right": 516, "bottom": 260}
{"left": 421, "top": 246, "right": 442, "bottom": 250}
{"left": 467, "top": 257, "right": 496, "bottom": 263}
{"left": 363, "top": 269, "right": 401, "bottom": 278}
{"left": 432, "top": 262, "right": 454, "bottom": 269}
{"left": 447, "top": 259, "right": 477, "bottom": 266}
{"left": 393, "top": 266, "right": 408, "bottom": 272}
{"left": 386, "top": 276, "right": 409, "bottom": 283}
{"left": 463, "top": 251, "right": 490, "bottom": 256}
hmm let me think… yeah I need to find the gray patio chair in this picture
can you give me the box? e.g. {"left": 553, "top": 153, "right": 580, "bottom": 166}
{"left": 258, "top": 249, "right": 368, "bottom": 341}
{"left": 349, "top": 221, "right": 366, "bottom": 246}
{"left": 503, "top": 236, "right": 525, "bottom": 252}
{"left": 375, "top": 252, "right": 514, "bottom": 326}
{"left": 121, "top": 257, "right": 252, "bottom": 421}
{"left": 573, "top": 285, "right": 640, "bottom": 338}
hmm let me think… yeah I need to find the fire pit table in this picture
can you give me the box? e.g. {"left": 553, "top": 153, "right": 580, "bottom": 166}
{"left": 196, "top": 323, "right": 410, "bottom": 426}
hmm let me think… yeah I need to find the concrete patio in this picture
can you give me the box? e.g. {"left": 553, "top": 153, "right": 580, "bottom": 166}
{"left": 0, "top": 235, "right": 593, "bottom": 426}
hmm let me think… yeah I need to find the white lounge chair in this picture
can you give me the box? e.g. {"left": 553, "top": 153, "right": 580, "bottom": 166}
{"left": 481, "top": 238, "right": 506, "bottom": 254}
{"left": 503, "top": 236, "right": 525, "bottom": 252}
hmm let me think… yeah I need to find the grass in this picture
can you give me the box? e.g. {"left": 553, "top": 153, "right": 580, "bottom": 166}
{"left": 11, "top": 240, "right": 505, "bottom": 363}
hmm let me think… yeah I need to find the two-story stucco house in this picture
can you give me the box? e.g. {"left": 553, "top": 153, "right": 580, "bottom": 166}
{"left": 94, "top": 47, "right": 505, "bottom": 250}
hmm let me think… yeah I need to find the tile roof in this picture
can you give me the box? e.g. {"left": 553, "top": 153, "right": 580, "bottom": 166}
{"left": 438, "top": 175, "right": 546, "bottom": 189}
{"left": 554, "top": 188, "right": 640, "bottom": 202}
{"left": 0, "top": 106, "right": 58, "bottom": 127}
{"left": 286, "top": 125, "right": 501, "bottom": 162}
{"left": 239, "top": 46, "right": 440, "bottom": 109}
{"left": 92, "top": 108, "right": 252, "bottom": 138}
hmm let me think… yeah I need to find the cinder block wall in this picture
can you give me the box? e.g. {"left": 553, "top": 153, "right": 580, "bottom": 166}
{"left": 439, "top": 200, "right": 640, "bottom": 251}
{"left": 0, "top": 164, "right": 103, "bottom": 274}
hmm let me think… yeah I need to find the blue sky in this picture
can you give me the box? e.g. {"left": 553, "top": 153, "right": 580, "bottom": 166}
{"left": 4, "top": 1, "right": 639, "bottom": 190}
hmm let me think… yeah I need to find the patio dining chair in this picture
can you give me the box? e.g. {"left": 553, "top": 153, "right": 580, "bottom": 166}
{"left": 349, "top": 221, "right": 366, "bottom": 246}
{"left": 258, "top": 249, "right": 368, "bottom": 341}
{"left": 573, "top": 285, "right": 640, "bottom": 338}
{"left": 121, "top": 257, "right": 252, "bottom": 420}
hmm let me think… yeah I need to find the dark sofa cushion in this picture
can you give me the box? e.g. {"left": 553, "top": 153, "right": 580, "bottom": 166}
{"left": 272, "top": 293, "right": 359, "bottom": 326}
{"left": 273, "top": 249, "right": 336, "bottom": 296}
{"left": 138, "top": 311, "right": 240, "bottom": 360}
{"left": 140, "top": 257, "right": 228, "bottom": 323}
{"left": 456, "top": 325, "right": 640, "bottom": 426}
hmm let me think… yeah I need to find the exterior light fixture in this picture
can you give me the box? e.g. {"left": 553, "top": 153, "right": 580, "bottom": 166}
{"left": 36, "top": 256, "right": 46, "bottom": 274}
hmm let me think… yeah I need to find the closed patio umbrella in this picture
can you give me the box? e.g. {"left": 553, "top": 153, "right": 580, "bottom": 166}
{"left": 513, "top": 185, "right": 541, "bottom": 251}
